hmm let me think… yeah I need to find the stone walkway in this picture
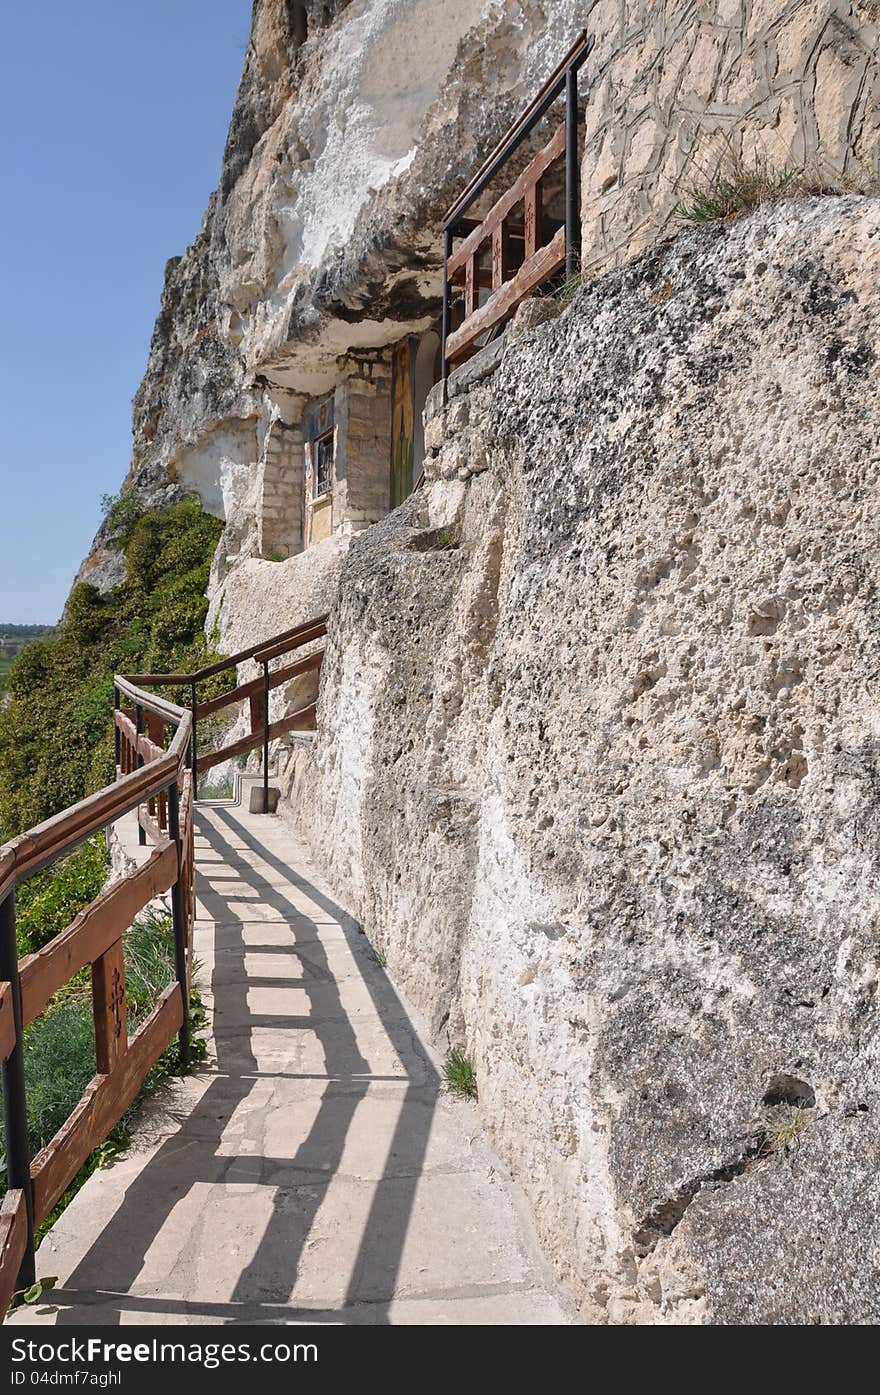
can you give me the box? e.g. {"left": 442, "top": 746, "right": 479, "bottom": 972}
{"left": 13, "top": 804, "right": 574, "bottom": 1326}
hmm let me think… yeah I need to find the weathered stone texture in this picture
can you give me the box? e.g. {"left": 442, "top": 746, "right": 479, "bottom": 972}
{"left": 77, "top": 2, "right": 879, "bottom": 599}
{"left": 258, "top": 418, "right": 305, "bottom": 558}
{"left": 281, "top": 197, "right": 880, "bottom": 1322}
{"left": 581, "top": 0, "right": 880, "bottom": 272}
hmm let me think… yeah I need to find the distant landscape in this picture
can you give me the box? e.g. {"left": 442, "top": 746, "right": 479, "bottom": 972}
{"left": 0, "top": 623, "right": 55, "bottom": 691}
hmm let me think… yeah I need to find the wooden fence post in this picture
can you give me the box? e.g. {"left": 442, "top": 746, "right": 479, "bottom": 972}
{"left": 92, "top": 939, "right": 127, "bottom": 1075}
{"left": 0, "top": 892, "right": 35, "bottom": 1297}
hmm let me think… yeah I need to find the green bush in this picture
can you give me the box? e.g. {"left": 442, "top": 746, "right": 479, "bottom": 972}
{"left": 15, "top": 838, "right": 109, "bottom": 957}
{"left": 0, "top": 499, "right": 219, "bottom": 1238}
{"left": 100, "top": 491, "right": 143, "bottom": 548}
{"left": 0, "top": 499, "right": 224, "bottom": 840}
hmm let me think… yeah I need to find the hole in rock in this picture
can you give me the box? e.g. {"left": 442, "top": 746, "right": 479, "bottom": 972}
{"left": 762, "top": 1073, "right": 816, "bottom": 1108}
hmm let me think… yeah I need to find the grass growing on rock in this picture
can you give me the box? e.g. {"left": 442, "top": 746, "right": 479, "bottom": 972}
{"left": 677, "top": 157, "right": 797, "bottom": 224}
{"left": 676, "top": 152, "right": 879, "bottom": 226}
{"left": 760, "top": 1106, "right": 811, "bottom": 1156}
{"left": 539, "top": 268, "right": 588, "bottom": 318}
{"left": 444, "top": 1049, "right": 478, "bottom": 1100}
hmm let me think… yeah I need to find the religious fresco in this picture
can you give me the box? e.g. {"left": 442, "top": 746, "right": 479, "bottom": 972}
{"left": 303, "top": 394, "right": 335, "bottom": 548}
{"left": 391, "top": 337, "right": 415, "bottom": 509}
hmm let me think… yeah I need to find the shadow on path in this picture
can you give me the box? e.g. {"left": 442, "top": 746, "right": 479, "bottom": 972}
{"left": 44, "top": 804, "right": 439, "bottom": 1325}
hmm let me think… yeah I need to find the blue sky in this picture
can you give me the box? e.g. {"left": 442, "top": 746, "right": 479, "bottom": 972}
{"left": 0, "top": 1, "right": 251, "bottom": 623}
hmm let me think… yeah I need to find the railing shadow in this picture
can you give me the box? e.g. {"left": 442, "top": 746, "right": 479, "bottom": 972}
{"left": 42, "top": 803, "right": 439, "bottom": 1325}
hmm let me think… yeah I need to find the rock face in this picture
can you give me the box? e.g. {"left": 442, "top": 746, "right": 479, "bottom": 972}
{"left": 77, "top": 0, "right": 879, "bottom": 630}
{"left": 119, "top": 0, "right": 576, "bottom": 519}
{"left": 580, "top": 0, "right": 880, "bottom": 270}
{"left": 281, "top": 197, "right": 880, "bottom": 1322}
{"left": 68, "top": 0, "right": 880, "bottom": 1322}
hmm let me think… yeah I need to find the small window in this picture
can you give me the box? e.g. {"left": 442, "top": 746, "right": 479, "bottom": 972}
{"left": 314, "top": 429, "right": 333, "bottom": 497}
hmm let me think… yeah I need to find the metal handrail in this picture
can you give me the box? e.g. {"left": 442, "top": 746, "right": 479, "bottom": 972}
{"left": 440, "top": 31, "right": 595, "bottom": 393}
{"left": 120, "top": 614, "right": 329, "bottom": 807}
{"left": 442, "top": 30, "right": 593, "bottom": 230}
{"left": 123, "top": 612, "right": 330, "bottom": 687}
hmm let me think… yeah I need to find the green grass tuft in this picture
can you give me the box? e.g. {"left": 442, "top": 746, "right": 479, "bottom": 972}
{"left": 677, "top": 156, "right": 797, "bottom": 224}
{"left": 539, "top": 268, "right": 588, "bottom": 318}
{"left": 444, "top": 1049, "right": 478, "bottom": 1100}
{"left": 761, "top": 1105, "right": 810, "bottom": 1156}
{"left": 20, "top": 1000, "right": 97, "bottom": 1157}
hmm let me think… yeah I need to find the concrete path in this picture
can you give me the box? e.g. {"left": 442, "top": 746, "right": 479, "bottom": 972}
{"left": 13, "top": 804, "right": 574, "bottom": 1326}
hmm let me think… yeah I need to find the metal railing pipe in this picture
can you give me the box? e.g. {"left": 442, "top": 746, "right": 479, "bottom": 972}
{"left": 443, "top": 31, "right": 593, "bottom": 230}
{"left": 134, "top": 703, "right": 146, "bottom": 847}
{"left": 565, "top": 65, "right": 580, "bottom": 278}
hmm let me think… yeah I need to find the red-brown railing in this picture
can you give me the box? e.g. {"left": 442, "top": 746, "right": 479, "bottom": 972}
{"left": 0, "top": 612, "right": 330, "bottom": 1317}
{"left": 441, "top": 30, "right": 594, "bottom": 380}
{"left": 0, "top": 682, "right": 194, "bottom": 1318}
{"left": 122, "top": 612, "right": 328, "bottom": 810}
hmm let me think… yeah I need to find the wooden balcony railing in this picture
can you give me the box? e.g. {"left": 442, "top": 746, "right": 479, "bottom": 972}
{"left": 0, "top": 611, "right": 330, "bottom": 1318}
{"left": 0, "top": 682, "right": 194, "bottom": 1319}
{"left": 122, "top": 612, "right": 328, "bottom": 811}
{"left": 441, "top": 30, "right": 594, "bottom": 384}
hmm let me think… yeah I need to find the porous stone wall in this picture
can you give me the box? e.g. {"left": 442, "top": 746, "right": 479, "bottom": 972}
{"left": 78, "top": 1, "right": 880, "bottom": 614}
{"left": 581, "top": 0, "right": 880, "bottom": 272}
{"left": 280, "top": 196, "right": 880, "bottom": 1323}
{"left": 258, "top": 417, "right": 304, "bottom": 558}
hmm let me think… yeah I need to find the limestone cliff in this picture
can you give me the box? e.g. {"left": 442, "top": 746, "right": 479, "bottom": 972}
{"left": 77, "top": 0, "right": 878, "bottom": 607}
{"left": 70, "top": 0, "right": 880, "bottom": 1324}
{"left": 281, "top": 197, "right": 880, "bottom": 1322}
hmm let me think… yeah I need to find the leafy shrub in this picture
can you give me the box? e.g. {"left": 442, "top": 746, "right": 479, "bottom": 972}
{"left": 100, "top": 491, "right": 143, "bottom": 547}
{"left": 15, "top": 838, "right": 109, "bottom": 957}
{"left": 0, "top": 499, "right": 224, "bottom": 840}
